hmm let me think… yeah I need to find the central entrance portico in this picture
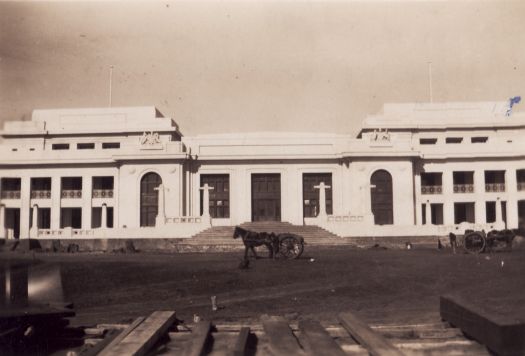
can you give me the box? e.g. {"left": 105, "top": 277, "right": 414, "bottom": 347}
{"left": 251, "top": 173, "right": 281, "bottom": 221}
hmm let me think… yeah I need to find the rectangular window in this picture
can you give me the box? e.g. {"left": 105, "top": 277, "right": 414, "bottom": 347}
{"left": 454, "top": 202, "right": 475, "bottom": 224}
{"left": 77, "top": 143, "right": 95, "bottom": 149}
{"left": 419, "top": 138, "right": 438, "bottom": 145}
{"left": 52, "top": 143, "right": 69, "bottom": 150}
{"left": 92, "top": 176, "right": 114, "bottom": 198}
{"left": 0, "top": 178, "right": 21, "bottom": 199}
{"left": 453, "top": 171, "right": 475, "bottom": 193}
{"left": 31, "top": 177, "right": 52, "bottom": 199}
{"left": 421, "top": 203, "right": 444, "bottom": 225}
{"left": 61, "top": 177, "right": 83, "bottom": 198}
{"left": 200, "top": 174, "right": 230, "bottom": 218}
{"left": 485, "top": 170, "right": 505, "bottom": 192}
{"left": 446, "top": 137, "right": 463, "bottom": 144}
{"left": 421, "top": 172, "right": 442, "bottom": 194}
{"left": 102, "top": 142, "right": 120, "bottom": 149}
{"left": 30, "top": 207, "right": 51, "bottom": 229}
{"left": 60, "top": 207, "right": 82, "bottom": 229}
{"left": 471, "top": 136, "right": 488, "bottom": 143}
{"left": 91, "top": 207, "right": 114, "bottom": 228}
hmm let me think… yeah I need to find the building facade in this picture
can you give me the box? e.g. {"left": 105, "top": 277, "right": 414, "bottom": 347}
{"left": 1, "top": 101, "right": 524, "bottom": 240}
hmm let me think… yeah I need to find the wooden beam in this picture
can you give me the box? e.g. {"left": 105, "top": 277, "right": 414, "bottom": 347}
{"left": 98, "top": 317, "right": 145, "bottom": 356}
{"left": 299, "top": 320, "right": 346, "bottom": 356}
{"left": 338, "top": 312, "right": 405, "bottom": 356}
{"left": 232, "top": 327, "right": 250, "bottom": 356}
{"left": 186, "top": 320, "right": 211, "bottom": 356}
{"left": 261, "top": 315, "right": 305, "bottom": 355}
{"left": 101, "top": 311, "right": 176, "bottom": 356}
{"left": 441, "top": 294, "right": 525, "bottom": 356}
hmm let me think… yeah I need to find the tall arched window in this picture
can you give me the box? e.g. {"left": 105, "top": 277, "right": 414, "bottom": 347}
{"left": 370, "top": 170, "right": 393, "bottom": 225}
{"left": 140, "top": 172, "right": 162, "bottom": 227}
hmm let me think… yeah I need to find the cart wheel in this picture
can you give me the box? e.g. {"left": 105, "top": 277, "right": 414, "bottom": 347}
{"left": 463, "top": 231, "right": 486, "bottom": 254}
{"left": 278, "top": 234, "right": 304, "bottom": 259}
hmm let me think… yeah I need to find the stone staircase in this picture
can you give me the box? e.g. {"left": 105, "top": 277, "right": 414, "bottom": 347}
{"left": 188, "top": 221, "right": 355, "bottom": 247}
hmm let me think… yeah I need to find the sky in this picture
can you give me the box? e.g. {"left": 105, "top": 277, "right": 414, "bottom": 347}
{"left": 1, "top": 0, "right": 524, "bottom": 136}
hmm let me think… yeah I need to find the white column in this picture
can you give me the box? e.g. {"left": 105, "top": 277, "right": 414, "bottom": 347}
{"left": 82, "top": 175, "right": 92, "bottom": 230}
{"left": 155, "top": 183, "right": 166, "bottom": 226}
{"left": 51, "top": 176, "right": 61, "bottom": 230}
{"left": 495, "top": 197, "right": 503, "bottom": 227}
{"left": 0, "top": 204, "right": 5, "bottom": 239}
{"left": 19, "top": 176, "right": 30, "bottom": 239}
{"left": 442, "top": 169, "right": 455, "bottom": 225}
{"left": 424, "top": 201, "right": 431, "bottom": 225}
{"left": 199, "top": 183, "right": 214, "bottom": 218}
{"left": 314, "top": 181, "right": 331, "bottom": 218}
{"left": 414, "top": 170, "right": 423, "bottom": 225}
{"left": 30, "top": 204, "right": 38, "bottom": 237}
{"left": 101, "top": 203, "right": 107, "bottom": 229}
{"left": 475, "top": 200, "right": 486, "bottom": 225}
{"left": 361, "top": 183, "right": 376, "bottom": 225}
{"left": 506, "top": 169, "right": 518, "bottom": 229}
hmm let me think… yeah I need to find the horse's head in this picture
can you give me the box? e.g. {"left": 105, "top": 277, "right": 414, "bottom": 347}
{"left": 233, "top": 226, "right": 244, "bottom": 239}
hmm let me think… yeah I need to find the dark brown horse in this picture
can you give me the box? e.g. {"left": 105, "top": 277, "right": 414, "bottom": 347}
{"left": 233, "top": 226, "right": 279, "bottom": 260}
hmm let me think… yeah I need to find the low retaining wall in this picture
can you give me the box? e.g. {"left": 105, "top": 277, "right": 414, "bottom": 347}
{"left": 27, "top": 238, "right": 245, "bottom": 253}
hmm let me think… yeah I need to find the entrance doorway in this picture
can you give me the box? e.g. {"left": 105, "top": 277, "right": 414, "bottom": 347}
{"left": 5, "top": 208, "right": 20, "bottom": 239}
{"left": 370, "top": 170, "right": 393, "bottom": 225}
{"left": 251, "top": 174, "right": 281, "bottom": 221}
{"left": 140, "top": 172, "right": 162, "bottom": 227}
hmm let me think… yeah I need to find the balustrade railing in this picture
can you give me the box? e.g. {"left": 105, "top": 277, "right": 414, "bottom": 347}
{"left": 453, "top": 184, "right": 475, "bottom": 193}
{"left": 1, "top": 190, "right": 21, "bottom": 199}
{"left": 92, "top": 189, "right": 114, "bottom": 198}
{"left": 61, "top": 189, "right": 82, "bottom": 198}
{"left": 485, "top": 183, "right": 506, "bottom": 192}
{"left": 421, "top": 185, "right": 442, "bottom": 194}
{"left": 31, "top": 190, "right": 51, "bottom": 199}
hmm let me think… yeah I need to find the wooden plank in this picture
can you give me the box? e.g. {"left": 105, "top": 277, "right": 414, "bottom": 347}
{"left": 98, "top": 317, "right": 145, "bottom": 356}
{"left": 440, "top": 294, "right": 525, "bottom": 356}
{"left": 101, "top": 311, "right": 176, "bottom": 356}
{"left": 232, "top": 326, "right": 250, "bottom": 356}
{"left": 185, "top": 320, "right": 211, "bottom": 356}
{"left": 261, "top": 315, "right": 305, "bottom": 355}
{"left": 299, "top": 320, "right": 346, "bottom": 356}
{"left": 79, "top": 328, "right": 120, "bottom": 356}
{"left": 338, "top": 312, "right": 405, "bottom": 356}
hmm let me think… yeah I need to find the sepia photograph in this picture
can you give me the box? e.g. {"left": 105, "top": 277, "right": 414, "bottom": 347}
{"left": 1, "top": 0, "right": 525, "bottom": 354}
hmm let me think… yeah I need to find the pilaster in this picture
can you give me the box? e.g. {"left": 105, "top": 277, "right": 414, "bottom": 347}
{"left": 19, "top": 176, "right": 30, "bottom": 239}
{"left": 51, "top": 176, "right": 61, "bottom": 230}
{"left": 442, "top": 170, "right": 455, "bottom": 225}
{"left": 414, "top": 168, "right": 423, "bottom": 225}
{"left": 506, "top": 168, "right": 518, "bottom": 229}
{"left": 82, "top": 175, "right": 92, "bottom": 230}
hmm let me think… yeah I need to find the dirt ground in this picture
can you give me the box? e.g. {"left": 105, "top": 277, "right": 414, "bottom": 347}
{"left": 5, "top": 246, "right": 525, "bottom": 327}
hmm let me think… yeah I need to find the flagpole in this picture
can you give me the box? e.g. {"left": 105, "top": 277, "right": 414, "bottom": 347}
{"left": 109, "top": 65, "right": 114, "bottom": 107}
{"left": 428, "top": 62, "right": 433, "bottom": 103}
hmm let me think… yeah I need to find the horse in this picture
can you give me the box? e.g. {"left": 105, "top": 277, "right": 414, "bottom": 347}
{"left": 233, "top": 226, "right": 279, "bottom": 260}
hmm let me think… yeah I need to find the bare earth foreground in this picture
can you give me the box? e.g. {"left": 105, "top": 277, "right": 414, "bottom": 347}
{"left": 5, "top": 246, "right": 525, "bottom": 327}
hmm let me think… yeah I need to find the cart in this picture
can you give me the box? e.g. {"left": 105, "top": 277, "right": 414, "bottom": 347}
{"left": 277, "top": 233, "right": 305, "bottom": 259}
{"left": 456, "top": 229, "right": 515, "bottom": 254}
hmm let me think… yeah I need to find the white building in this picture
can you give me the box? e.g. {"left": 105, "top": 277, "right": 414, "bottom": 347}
{"left": 1, "top": 100, "right": 524, "bottom": 241}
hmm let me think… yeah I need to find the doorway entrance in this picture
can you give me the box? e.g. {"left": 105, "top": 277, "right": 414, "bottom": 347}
{"left": 251, "top": 174, "right": 281, "bottom": 221}
{"left": 140, "top": 172, "right": 162, "bottom": 227}
{"left": 370, "top": 170, "right": 393, "bottom": 225}
{"left": 5, "top": 208, "right": 20, "bottom": 239}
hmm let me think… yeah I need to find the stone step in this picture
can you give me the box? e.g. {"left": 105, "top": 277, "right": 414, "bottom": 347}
{"left": 192, "top": 222, "right": 341, "bottom": 241}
